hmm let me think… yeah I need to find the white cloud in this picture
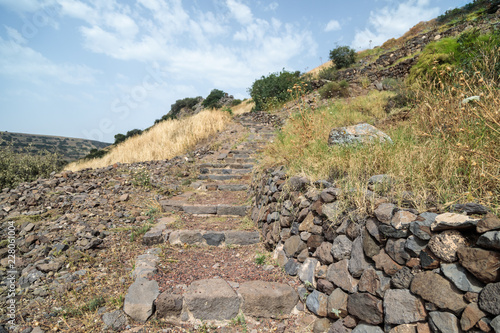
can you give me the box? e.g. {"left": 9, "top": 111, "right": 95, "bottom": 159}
{"left": 0, "top": 33, "right": 99, "bottom": 85}
{"left": 325, "top": 19, "right": 341, "bottom": 32}
{"left": 265, "top": 2, "right": 278, "bottom": 11}
{"left": 226, "top": 0, "right": 253, "bottom": 25}
{"left": 0, "top": 0, "right": 55, "bottom": 12}
{"left": 351, "top": 0, "right": 440, "bottom": 50}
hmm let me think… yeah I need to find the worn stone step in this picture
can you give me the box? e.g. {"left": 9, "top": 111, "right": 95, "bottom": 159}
{"left": 197, "top": 174, "right": 245, "bottom": 181}
{"left": 200, "top": 168, "right": 252, "bottom": 175}
{"left": 160, "top": 201, "right": 250, "bottom": 216}
{"left": 223, "top": 158, "right": 257, "bottom": 164}
{"left": 143, "top": 225, "right": 260, "bottom": 247}
{"left": 199, "top": 163, "right": 254, "bottom": 169}
{"left": 201, "top": 183, "right": 249, "bottom": 191}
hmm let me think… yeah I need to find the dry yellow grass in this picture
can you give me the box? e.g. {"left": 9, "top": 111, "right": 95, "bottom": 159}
{"left": 231, "top": 99, "right": 255, "bottom": 115}
{"left": 66, "top": 110, "right": 231, "bottom": 171}
{"left": 307, "top": 60, "right": 334, "bottom": 78}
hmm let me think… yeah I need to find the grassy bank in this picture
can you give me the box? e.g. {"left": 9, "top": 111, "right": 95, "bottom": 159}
{"left": 66, "top": 110, "right": 231, "bottom": 171}
{"left": 262, "top": 71, "right": 499, "bottom": 213}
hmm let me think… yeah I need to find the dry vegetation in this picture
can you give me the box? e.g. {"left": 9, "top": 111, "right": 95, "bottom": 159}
{"left": 262, "top": 65, "right": 499, "bottom": 214}
{"left": 66, "top": 110, "right": 231, "bottom": 171}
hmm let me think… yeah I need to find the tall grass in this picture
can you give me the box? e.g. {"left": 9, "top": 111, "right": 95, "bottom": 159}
{"left": 66, "top": 110, "right": 231, "bottom": 171}
{"left": 262, "top": 71, "right": 499, "bottom": 213}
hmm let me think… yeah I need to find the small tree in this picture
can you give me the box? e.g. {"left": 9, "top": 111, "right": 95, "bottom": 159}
{"left": 126, "top": 129, "right": 142, "bottom": 138}
{"left": 202, "top": 89, "right": 226, "bottom": 109}
{"left": 329, "top": 46, "right": 356, "bottom": 69}
{"left": 114, "top": 133, "right": 126, "bottom": 145}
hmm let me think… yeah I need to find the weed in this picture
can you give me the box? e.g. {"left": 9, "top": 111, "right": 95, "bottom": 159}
{"left": 230, "top": 313, "right": 248, "bottom": 332}
{"left": 255, "top": 253, "right": 267, "bottom": 265}
{"left": 317, "top": 66, "right": 339, "bottom": 81}
{"left": 130, "top": 224, "right": 152, "bottom": 242}
{"left": 131, "top": 167, "right": 152, "bottom": 188}
{"left": 221, "top": 106, "right": 233, "bottom": 115}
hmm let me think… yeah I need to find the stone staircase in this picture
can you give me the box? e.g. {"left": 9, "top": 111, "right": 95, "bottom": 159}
{"left": 119, "top": 113, "right": 306, "bottom": 331}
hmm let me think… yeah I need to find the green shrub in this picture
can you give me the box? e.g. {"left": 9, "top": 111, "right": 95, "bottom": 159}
{"left": 0, "top": 147, "right": 66, "bottom": 189}
{"left": 114, "top": 133, "right": 126, "bottom": 145}
{"left": 318, "top": 66, "right": 339, "bottom": 81}
{"left": 84, "top": 148, "right": 108, "bottom": 160}
{"left": 318, "top": 80, "right": 350, "bottom": 99}
{"left": 231, "top": 99, "right": 242, "bottom": 106}
{"left": 202, "top": 89, "right": 226, "bottom": 109}
{"left": 329, "top": 46, "right": 356, "bottom": 69}
{"left": 248, "top": 69, "right": 303, "bottom": 111}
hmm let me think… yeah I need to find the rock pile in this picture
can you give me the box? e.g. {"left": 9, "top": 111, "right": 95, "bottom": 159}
{"left": 252, "top": 166, "right": 500, "bottom": 332}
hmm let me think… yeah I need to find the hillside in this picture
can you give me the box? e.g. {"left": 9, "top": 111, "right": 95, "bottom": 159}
{"left": 1, "top": 1, "right": 499, "bottom": 333}
{"left": 0, "top": 131, "right": 110, "bottom": 161}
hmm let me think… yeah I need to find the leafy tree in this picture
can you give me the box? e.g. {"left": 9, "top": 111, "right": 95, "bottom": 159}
{"left": 248, "top": 69, "right": 303, "bottom": 111}
{"left": 126, "top": 129, "right": 142, "bottom": 138}
{"left": 114, "top": 133, "right": 126, "bottom": 145}
{"left": 202, "top": 89, "right": 226, "bottom": 109}
{"left": 329, "top": 46, "right": 356, "bottom": 69}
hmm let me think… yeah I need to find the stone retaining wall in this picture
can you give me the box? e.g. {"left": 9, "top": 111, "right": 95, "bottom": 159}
{"left": 251, "top": 166, "right": 500, "bottom": 332}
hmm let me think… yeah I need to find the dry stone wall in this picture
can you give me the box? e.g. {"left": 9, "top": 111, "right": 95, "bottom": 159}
{"left": 251, "top": 166, "right": 500, "bottom": 332}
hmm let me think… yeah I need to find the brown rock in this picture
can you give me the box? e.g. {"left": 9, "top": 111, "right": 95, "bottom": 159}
{"left": 416, "top": 322, "right": 431, "bottom": 333}
{"left": 389, "top": 324, "right": 417, "bottom": 333}
{"left": 358, "top": 268, "right": 380, "bottom": 296}
{"left": 326, "top": 259, "right": 358, "bottom": 293}
{"left": 477, "top": 213, "right": 500, "bottom": 233}
{"left": 156, "top": 292, "right": 183, "bottom": 318}
{"left": 391, "top": 210, "right": 417, "bottom": 230}
{"left": 314, "top": 242, "right": 333, "bottom": 265}
{"left": 384, "top": 289, "right": 426, "bottom": 325}
{"left": 363, "top": 228, "right": 380, "bottom": 258}
{"left": 347, "top": 293, "right": 383, "bottom": 325}
{"left": 317, "top": 279, "right": 334, "bottom": 295}
{"left": 431, "top": 212, "right": 479, "bottom": 231}
{"left": 327, "top": 288, "right": 348, "bottom": 319}
{"left": 373, "top": 249, "right": 402, "bottom": 275}
{"left": 410, "top": 271, "right": 467, "bottom": 314}
{"left": 428, "top": 230, "right": 467, "bottom": 262}
{"left": 477, "top": 317, "right": 493, "bottom": 332}
{"left": 460, "top": 302, "right": 487, "bottom": 331}
{"left": 457, "top": 247, "right": 500, "bottom": 283}
{"left": 300, "top": 212, "right": 315, "bottom": 232}
{"left": 374, "top": 203, "right": 395, "bottom": 224}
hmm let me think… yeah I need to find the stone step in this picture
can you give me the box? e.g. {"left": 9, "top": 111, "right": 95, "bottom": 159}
{"left": 143, "top": 227, "right": 260, "bottom": 247}
{"left": 197, "top": 174, "right": 246, "bottom": 181}
{"left": 222, "top": 158, "right": 257, "bottom": 164}
{"left": 204, "top": 183, "right": 249, "bottom": 191}
{"left": 199, "top": 163, "right": 254, "bottom": 169}
{"left": 160, "top": 200, "right": 250, "bottom": 216}
{"left": 200, "top": 168, "right": 252, "bottom": 175}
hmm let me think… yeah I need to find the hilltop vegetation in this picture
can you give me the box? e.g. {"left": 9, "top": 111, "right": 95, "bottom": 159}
{"left": 0, "top": 132, "right": 110, "bottom": 160}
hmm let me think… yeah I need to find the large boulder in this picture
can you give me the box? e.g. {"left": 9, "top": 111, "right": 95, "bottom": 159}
{"left": 328, "top": 123, "right": 392, "bottom": 146}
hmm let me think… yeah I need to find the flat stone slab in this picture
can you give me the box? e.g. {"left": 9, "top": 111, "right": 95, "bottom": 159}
{"left": 123, "top": 277, "right": 159, "bottom": 323}
{"left": 183, "top": 205, "right": 218, "bottom": 215}
{"left": 238, "top": 281, "right": 298, "bottom": 318}
{"left": 198, "top": 174, "right": 244, "bottom": 181}
{"left": 217, "top": 184, "right": 249, "bottom": 191}
{"left": 224, "top": 230, "right": 260, "bottom": 245}
{"left": 217, "top": 205, "right": 250, "bottom": 216}
{"left": 168, "top": 230, "right": 205, "bottom": 245}
{"left": 184, "top": 279, "right": 240, "bottom": 320}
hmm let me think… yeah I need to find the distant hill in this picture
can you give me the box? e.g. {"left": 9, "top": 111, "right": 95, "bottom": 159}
{"left": 0, "top": 131, "right": 111, "bottom": 161}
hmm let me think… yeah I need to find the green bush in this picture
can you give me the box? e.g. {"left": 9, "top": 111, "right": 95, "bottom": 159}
{"left": 221, "top": 106, "right": 233, "bottom": 115}
{"left": 231, "top": 99, "right": 242, "bottom": 106}
{"left": 0, "top": 147, "right": 66, "bottom": 189}
{"left": 248, "top": 69, "right": 303, "bottom": 111}
{"left": 202, "top": 89, "right": 226, "bottom": 109}
{"left": 318, "top": 66, "right": 339, "bottom": 81}
{"left": 329, "top": 46, "right": 356, "bottom": 69}
{"left": 114, "top": 133, "right": 126, "bottom": 145}
{"left": 408, "top": 30, "right": 500, "bottom": 85}
{"left": 318, "top": 80, "right": 349, "bottom": 99}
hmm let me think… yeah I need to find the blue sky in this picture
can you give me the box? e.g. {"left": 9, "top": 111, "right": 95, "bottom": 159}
{"left": 0, "top": 0, "right": 470, "bottom": 143}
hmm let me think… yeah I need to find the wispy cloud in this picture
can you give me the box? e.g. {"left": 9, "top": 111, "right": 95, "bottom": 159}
{"left": 0, "top": 30, "right": 99, "bottom": 85}
{"left": 351, "top": 0, "right": 439, "bottom": 50}
{"left": 325, "top": 19, "right": 341, "bottom": 32}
